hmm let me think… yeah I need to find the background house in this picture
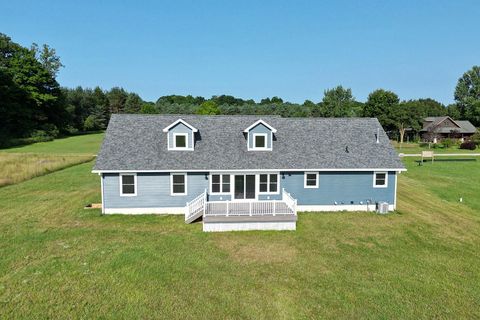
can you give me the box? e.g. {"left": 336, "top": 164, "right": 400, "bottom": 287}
{"left": 420, "top": 116, "right": 477, "bottom": 143}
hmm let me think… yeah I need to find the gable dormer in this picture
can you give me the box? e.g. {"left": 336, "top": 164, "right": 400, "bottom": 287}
{"left": 244, "top": 119, "right": 277, "bottom": 151}
{"left": 163, "top": 119, "right": 198, "bottom": 151}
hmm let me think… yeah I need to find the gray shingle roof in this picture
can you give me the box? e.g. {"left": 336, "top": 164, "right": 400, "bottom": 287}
{"left": 421, "top": 116, "right": 477, "bottom": 134}
{"left": 93, "top": 114, "right": 405, "bottom": 171}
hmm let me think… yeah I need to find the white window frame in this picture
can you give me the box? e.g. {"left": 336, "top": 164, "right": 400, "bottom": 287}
{"left": 170, "top": 173, "right": 187, "bottom": 196}
{"left": 251, "top": 133, "right": 270, "bottom": 150}
{"left": 258, "top": 173, "right": 280, "bottom": 194}
{"left": 304, "top": 172, "right": 319, "bottom": 188}
{"left": 373, "top": 172, "right": 388, "bottom": 188}
{"left": 210, "top": 173, "right": 231, "bottom": 194}
{"left": 170, "top": 133, "right": 190, "bottom": 150}
{"left": 119, "top": 173, "right": 137, "bottom": 196}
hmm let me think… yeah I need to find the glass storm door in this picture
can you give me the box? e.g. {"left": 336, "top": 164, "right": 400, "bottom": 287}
{"left": 234, "top": 175, "right": 256, "bottom": 200}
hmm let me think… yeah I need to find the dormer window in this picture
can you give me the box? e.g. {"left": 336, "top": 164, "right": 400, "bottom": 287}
{"left": 244, "top": 120, "right": 276, "bottom": 151}
{"left": 253, "top": 133, "right": 267, "bottom": 149}
{"left": 163, "top": 119, "right": 198, "bottom": 151}
{"left": 174, "top": 133, "right": 187, "bottom": 149}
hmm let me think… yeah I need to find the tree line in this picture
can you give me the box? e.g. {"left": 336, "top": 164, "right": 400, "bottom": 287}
{"left": 1, "top": 33, "right": 479, "bottom": 146}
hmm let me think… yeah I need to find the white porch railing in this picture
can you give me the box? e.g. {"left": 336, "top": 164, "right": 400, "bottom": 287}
{"left": 204, "top": 188, "right": 297, "bottom": 217}
{"left": 282, "top": 188, "right": 297, "bottom": 215}
{"left": 185, "top": 189, "right": 206, "bottom": 222}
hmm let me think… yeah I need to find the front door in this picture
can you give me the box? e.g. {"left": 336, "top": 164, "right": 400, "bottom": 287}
{"left": 234, "top": 175, "right": 256, "bottom": 200}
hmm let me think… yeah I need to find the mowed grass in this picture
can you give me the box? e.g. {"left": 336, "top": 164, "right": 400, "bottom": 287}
{"left": 3, "top": 132, "right": 104, "bottom": 155}
{"left": 0, "top": 153, "right": 94, "bottom": 187}
{"left": 392, "top": 141, "right": 479, "bottom": 154}
{"left": 0, "top": 159, "right": 479, "bottom": 317}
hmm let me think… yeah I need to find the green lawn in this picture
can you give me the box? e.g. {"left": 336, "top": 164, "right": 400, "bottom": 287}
{"left": 3, "top": 132, "right": 104, "bottom": 155}
{"left": 0, "top": 137, "right": 479, "bottom": 318}
{"left": 392, "top": 141, "right": 479, "bottom": 154}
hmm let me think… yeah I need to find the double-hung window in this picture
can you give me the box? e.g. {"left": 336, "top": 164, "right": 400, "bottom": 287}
{"left": 211, "top": 174, "right": 231, "bottom": 193}
{"left": 373, "top": 172, "right": 388, "bottom": 188}
{"left": 171, "top": 173, "right": 187, "bottom": 195}
{"left": 304, "top": 172, "right": 319, "bottom": 188}
{"left": 259, "top": 174, "right": 278, "bottom": 193}
{"left": 120, "top": 173, "right": 136, "bottom": 196}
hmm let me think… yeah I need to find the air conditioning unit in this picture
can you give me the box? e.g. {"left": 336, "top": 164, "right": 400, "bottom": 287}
{"left": 377, "top": 202, "right": 389, "bottom": 214}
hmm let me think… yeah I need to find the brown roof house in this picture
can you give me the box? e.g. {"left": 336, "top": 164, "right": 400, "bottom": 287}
{"left": 420, "top": 116, "right": 477, "bottom": 143}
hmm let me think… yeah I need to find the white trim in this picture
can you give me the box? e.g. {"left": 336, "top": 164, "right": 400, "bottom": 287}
{"left": 373, "top": 172, "right": 388, "bottom": 188}
{"left": 258, "top": 173, "right": 280, "bottom": 194}
{"left": 104, "top": 207, "right": 185, "bottom": 214}
{"left": 119, "top": 173, "right": 137, "bottom": 196}
{"left": 170, "top": 173, "right": 187, "bottom": 196}
{"left": 93, "top": 168, "right": 407, "bottom": 173}
{"left": 162, "top": 119, "right": 198, "bottom": 132}
{"left": 209, "top": 173, "right": 231, "bottom": 195}
{"left": 304, "top": 172, "right": 319, "bottom": 188}
{"left": 394, "top": 172, "right": 398, "bottom": 210}
{"left": 243, "top": 119, "right": 277, "bottom": 133}
{"left": 100, "top": 173, "right": 105, "bottom": 214}
{"left": 297, "top": 204, "right": 394, "bottom": 212}
{"left": 103, "top": 204, "right": 394, "bottom": 215}
{"left": 203, "top": 221, "right": 295, "bottom": 232}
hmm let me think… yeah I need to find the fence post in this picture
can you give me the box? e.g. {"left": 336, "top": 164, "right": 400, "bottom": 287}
{"left": 273, "top": 201, "right": 276, "bottom": 216}
{"left": 226, "top": 201, "right": 229, "bottom": 216}
{"left": 249, "top": 202, "right": 252, "bottom": 216}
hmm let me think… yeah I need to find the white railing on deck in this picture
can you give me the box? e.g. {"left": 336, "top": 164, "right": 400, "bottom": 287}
{"left": 205, "top": 189, "right": 297, "bottom": 217}
{"left": 185, "top": 189, "right": 206, "bottom": 221}
{"left": 282, "top": 188, "right": 297, "bottom": 216}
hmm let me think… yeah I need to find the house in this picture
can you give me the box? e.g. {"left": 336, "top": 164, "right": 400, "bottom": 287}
{"left": 92, "top": 115, "right": 405, "bottom": 232}
{"left": 420, "top": 116, "right": 476, "bottom": 143}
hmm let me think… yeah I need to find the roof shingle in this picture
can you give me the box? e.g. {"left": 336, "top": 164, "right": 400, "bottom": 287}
{"left": 93, "top": 114, "right": 405, "bottom": 171}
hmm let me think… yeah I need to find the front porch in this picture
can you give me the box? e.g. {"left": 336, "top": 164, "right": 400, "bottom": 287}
{"left": 185, "top": 188, "right": 297, "bottom": 232}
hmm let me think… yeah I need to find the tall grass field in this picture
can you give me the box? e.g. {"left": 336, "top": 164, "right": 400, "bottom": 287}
{"left": 0, "top": 134, "right": 479, "bottom": 318}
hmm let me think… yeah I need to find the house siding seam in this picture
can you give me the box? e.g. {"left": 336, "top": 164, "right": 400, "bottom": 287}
{"left": 102, "top": 171, "right": 396, "bottom": 210}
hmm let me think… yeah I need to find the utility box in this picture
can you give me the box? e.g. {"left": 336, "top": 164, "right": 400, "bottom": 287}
{"left": 377, "top": 202, "right": 389, "bottom": 214}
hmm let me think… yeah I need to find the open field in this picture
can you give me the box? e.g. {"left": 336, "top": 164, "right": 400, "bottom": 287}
{"left": 392, "top": 141, "right": 478, "bottom": 154}
{"left": 0, "top": 137, "right": 479, "bottom": 318}
{"left": 0, "top": 153, "right": 94, "bottom": 187}
{"left": 3, "top": 133, "right": 104, "bottom": 155}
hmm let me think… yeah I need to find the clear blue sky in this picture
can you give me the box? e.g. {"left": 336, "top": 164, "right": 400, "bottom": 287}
{"left": 1, "top": 0, "right": 478, "bottom": 104}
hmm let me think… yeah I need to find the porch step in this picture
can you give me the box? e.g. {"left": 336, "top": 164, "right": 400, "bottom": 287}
{"left": 185, "top": 209, "right": 204, "bottom": 224}
{"left": 185, "top": 189, "right": 207, "bottom": 224}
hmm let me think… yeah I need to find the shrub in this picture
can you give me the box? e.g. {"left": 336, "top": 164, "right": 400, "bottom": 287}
{"left": 459, "top": 141, "right": 476, "bottom": 150}
{"left": 30, "top": 130, "right": 54, "bottom": 142}
{"left": 472, "top": 131, "right": 480, "bottom": 146}
{"left": 442, "top": 138, "right": 454, "bottom": 148}
{"left": 41, "top": 124, "right": 60, "bottom": 138}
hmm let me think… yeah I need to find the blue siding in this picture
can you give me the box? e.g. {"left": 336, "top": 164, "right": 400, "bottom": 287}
{"left": 248, "top": 123, "right": 272, "bottom": 149}
{"left": 281, "top": 171, "right": 395, "bottom": 205}
{"left": 168, "top": 122, "right": 193, "bottom": 149}
{"left": 102, "top": 171, "right": 396, "bottom": 209}
{"left": 103, "top": 172, "right": 208, "bottom": 208}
